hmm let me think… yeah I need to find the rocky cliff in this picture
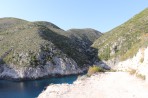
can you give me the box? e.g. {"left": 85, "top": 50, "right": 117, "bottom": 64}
{"left": 0, "top": 18, "right": 101, "bottom": 80}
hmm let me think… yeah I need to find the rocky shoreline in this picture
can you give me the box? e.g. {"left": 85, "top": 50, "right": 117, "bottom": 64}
{"left": 0, "top": 57, "right": 88, "bottom": 81}
{"left": 0, "top": 71, "right": 86, "bottom": 81}
{"left": 0, "top": 68, "right": 87, "bottom": 81}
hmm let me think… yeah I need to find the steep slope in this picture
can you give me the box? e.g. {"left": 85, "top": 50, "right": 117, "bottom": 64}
{"left": 92, "top": 8, "right": 148, "bottom": 62}
{"left": 0, "top": 18, "right": 81, "bottom": 79}
{"left": 33, "top": 22, "right": 102, "bottom": 66}
{"left": 0, "top": 18, "right": 101, "bottom": 80}
{"left": 67, "top": 28, "right": 102, "bottom": 63}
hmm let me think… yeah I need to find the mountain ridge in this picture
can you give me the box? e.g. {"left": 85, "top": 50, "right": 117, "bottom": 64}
{"left": 0, "top": 18, "right": 102, "bottom": 79}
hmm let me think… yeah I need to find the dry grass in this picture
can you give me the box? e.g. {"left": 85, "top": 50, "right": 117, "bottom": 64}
{"left": 129, "top": 69, "right": 136, "bottom": 75}
{"left": 87, "top": 65, "right": 105, "bottom": 76}
{"left": 140, "top": 57, "right": 144, "bottom": 63}
{"left": 129, "top": 69, "right": 145, "bottom": 80}
{"left": 136, "top": 73, "right": 146, "bottom": 80}
{"left": 140, "top": 48, "right": 145, "bottom": 63}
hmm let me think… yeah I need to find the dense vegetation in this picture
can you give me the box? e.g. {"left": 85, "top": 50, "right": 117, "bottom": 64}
{"left": 0, "top": 18, "right": 101, "bottom": 67}
{"left": 92, "top": 8, "right": 148, "bottom": 61}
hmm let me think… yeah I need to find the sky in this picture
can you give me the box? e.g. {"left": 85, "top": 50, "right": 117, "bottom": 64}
{"left": 0, "top": 0, "right": 148, "bottom": 32}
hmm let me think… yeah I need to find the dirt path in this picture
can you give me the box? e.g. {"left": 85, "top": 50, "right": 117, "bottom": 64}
{"left": 38, "top": 72, "right": 148, "bottom": 98}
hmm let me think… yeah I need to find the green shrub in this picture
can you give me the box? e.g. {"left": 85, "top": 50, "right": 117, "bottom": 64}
{"left": 30, "top": 54, "right": 39, "bottom": 67}
{"left": 99, "top": 46, "right": 110, "bottom": 61}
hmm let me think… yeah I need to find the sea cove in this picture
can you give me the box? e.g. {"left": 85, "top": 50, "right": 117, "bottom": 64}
{"left": 0, "top": 75, "right": 78, "bottom": 98}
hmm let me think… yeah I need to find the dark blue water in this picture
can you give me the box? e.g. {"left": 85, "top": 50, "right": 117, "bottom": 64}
{"left": 0, "top": 75, "right": 78, "bottom": 98}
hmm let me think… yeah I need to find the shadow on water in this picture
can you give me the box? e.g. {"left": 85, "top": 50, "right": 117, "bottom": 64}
{"left": 0, "top": 74, "right": 80, "bottom": 98}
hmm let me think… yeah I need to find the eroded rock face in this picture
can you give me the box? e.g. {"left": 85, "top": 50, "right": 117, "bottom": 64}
{"left": 0, "top": 43, "right": 86, "bottom": 80}
{"left": 0, "top": 41, "right": 88, "bottom": 80}
{"left": 0, "top": 57, "right": 85, "bottom": 80}
{"left": 114, "top": 47, "right": 148, "bottom": 82}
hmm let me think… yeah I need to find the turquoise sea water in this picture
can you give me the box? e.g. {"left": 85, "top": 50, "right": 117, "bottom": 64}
{"left": 0, "top": 75, "right": 78, "bottom": 98}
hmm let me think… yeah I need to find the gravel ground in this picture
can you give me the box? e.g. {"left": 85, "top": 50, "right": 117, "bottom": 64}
{"left": 38, "top": 72, "right": 148, "bottom": 98}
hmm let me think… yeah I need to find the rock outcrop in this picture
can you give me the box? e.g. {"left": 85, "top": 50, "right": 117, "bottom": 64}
{"left": 0, "top": 57, "right": 84, "bottom": 80}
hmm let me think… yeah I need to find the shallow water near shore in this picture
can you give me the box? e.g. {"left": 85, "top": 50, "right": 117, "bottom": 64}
{"left": 0, "top": 75, "right": 78, "bottom": 98}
